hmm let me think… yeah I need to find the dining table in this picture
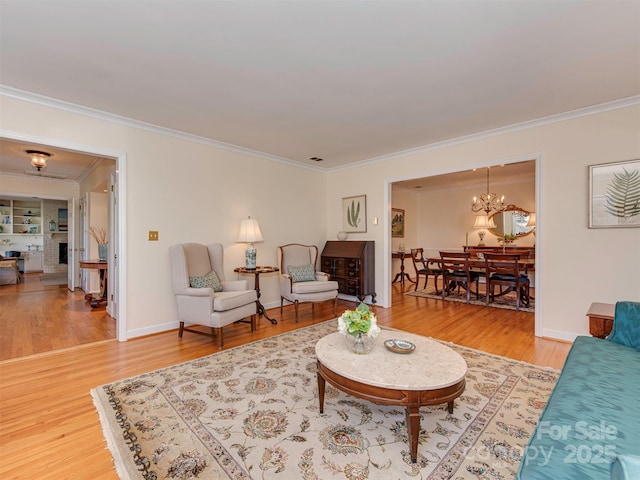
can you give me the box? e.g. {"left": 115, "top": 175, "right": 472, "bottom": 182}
{"left": 427, "top": 254, "right": 535, "bottom": 306}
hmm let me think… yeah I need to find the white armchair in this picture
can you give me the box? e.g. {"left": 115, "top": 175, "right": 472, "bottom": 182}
{"left": 278, "top": 243, "right": 339, "bottom": 323}
{"left": 169, "top": 243, "right": 257, "bottom": 349}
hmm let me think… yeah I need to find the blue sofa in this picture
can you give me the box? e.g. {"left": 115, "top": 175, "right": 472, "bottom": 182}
{"left": 517, "top": 301, "right": 640, "bottom": 480}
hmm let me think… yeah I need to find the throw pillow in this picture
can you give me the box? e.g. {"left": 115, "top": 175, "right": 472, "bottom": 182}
{"left": 288, "top": 264, "right": 316, "bottom": 282}
{"left": 189, "top": 270, "right": 223, "bottom": 292}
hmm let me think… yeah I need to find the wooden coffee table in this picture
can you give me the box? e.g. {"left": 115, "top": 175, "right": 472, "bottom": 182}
{"left": 316, "top": 330, "right": 467, "bottom": 463}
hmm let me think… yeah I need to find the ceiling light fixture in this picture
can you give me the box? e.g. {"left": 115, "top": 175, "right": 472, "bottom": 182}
{"left": 26, "top": 150, "right": 51, "bottom": 171}
{"left": 471, "top": 167, "right": 506, "bottom": 215}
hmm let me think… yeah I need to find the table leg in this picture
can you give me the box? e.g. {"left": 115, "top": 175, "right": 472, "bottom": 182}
{"left": 405, "top": 405, "right": 421, "bottom": 463}
{"left": 254, "top": 272, "right": 277, "bottom": 324}
{"left": 317, "top": 367, "right": 326, "bottom": 414}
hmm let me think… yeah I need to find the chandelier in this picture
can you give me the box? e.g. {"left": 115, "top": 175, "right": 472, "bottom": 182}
{"left": 471, "top": 167, "right": 506, "bottom": 215}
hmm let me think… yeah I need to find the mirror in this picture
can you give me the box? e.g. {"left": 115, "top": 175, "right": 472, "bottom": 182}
{"left": 488, "top": 205, "right": 534, "bottom": 237}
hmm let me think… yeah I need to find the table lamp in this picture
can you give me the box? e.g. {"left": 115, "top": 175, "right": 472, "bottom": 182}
{"left": 237, "top": 216, "right": 263, "bottom": 270}
{"left": 473, "top": 214, "right": 496, "bottom": 246}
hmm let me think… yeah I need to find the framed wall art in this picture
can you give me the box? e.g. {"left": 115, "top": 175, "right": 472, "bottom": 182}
{"left": 391, "top": 208, "right": 405, "bottom": 237}
{"left": 589, "top": 159, "right": 640, "bottom": 228}
{"left": 342, "top": 195, "right": 367, "bottom": 233}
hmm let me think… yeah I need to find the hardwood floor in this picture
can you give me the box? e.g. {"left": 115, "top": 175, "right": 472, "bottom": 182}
{"left": 0, "top": 280, "right": 572, "bottom": 479}
{"left": 0, "top": 273, "right": 115, "bottom": 361}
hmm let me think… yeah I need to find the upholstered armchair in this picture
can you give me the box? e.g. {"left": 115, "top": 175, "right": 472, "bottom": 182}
{"left": 169, "top": 243, "right": 257, "bottom": 349}
{"left": 278, "top": 243, "right": 339, "bottom": 323}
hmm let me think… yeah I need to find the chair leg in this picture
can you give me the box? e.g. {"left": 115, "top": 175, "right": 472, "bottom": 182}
{"left": 333, "top": 297, "right": 338, "bottom": 317}
{"left": 280, "top": 297, "right": 284, "bottom": 314}
{"left": 250, "top": 314, "right": 256, "bottom": 333}
{"left": 213, "top": 327, "right": 223, "bottom": 349}
{"left": 178, "top": 321, "right": 185, "bottom": 338}
{"left": 414, "top": 273, "right": 421, "bottom": 291}
{"left": 433, "top": 274, "right": 440, "bottom": 295}
{"left": 294, "top": 300, "right": 299, "bottom": 323}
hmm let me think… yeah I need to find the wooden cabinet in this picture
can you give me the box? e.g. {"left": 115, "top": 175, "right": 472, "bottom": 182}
{"left": 321, "top": 240, "right": 376, "bottom": 304}
{"left": 24, "top": 251, "right": 44, "bottom": 273}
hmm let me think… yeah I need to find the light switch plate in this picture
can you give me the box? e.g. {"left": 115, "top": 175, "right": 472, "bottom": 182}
{"left": 148, "top": 231, "right": 159, "bottom": 241}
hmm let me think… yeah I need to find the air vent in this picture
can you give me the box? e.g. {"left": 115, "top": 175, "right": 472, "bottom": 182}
{"left": 309, "top": 157, "right": 324, "bottom": 162}
{"left": 24, "top": 170, "right": 67, "bottom": 179}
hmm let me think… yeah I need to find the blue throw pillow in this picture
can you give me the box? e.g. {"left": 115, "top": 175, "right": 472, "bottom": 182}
{"left": 607, "top": 301, "right": 640, "bottom": 349}
{"left": 288, "top": 264, "right": 316, "bottom": 282}
{"left": 189, "top": 270, "right": 223, "bottom": 292}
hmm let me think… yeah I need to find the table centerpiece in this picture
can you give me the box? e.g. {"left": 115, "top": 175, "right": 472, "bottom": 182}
{"left": 338, "top": 302, "right": 380, "bottom": 354}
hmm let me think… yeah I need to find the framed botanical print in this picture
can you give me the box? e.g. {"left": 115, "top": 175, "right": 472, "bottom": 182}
{"left": 391, "top": 208, "right": 405, "bottom": 237}
{"left": 342, "top": 195, "right": 367, "bottom": 233}
{"left": 589, "top": 159, "right": 640, "bottom": 228}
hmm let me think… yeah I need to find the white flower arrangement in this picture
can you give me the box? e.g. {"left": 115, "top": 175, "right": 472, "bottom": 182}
{"left": 337, "top": 302, "right": 380, "bottom": 338}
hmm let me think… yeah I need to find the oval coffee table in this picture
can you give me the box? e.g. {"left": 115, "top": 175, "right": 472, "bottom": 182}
{"left": 316, "top": 330, "right": 467, "bottom": 463}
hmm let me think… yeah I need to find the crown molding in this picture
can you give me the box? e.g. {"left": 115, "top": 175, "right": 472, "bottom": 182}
{"left": 0, "top": 85, "right": 326, "bottom": 173}
{"left": 330, "top": 95, "right": 640, "bottom": 173}
{"left": 3, "top": 85, "right": 638, "bottom": 175}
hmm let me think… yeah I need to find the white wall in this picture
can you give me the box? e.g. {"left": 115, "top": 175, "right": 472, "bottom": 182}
{"left": 1, "top": 95, "right": 328, "bottom": 338}
{"left": 415, "top": 177, "right": 535, "bottom": 257}
{"left": 3, "top": 94, "right": 638, "bottom": 341}
{"left": 390, "top": 188, "right": 418, "bottom": 279}
{"left": 327, "top": 105, "right": 640, "bottom": 340}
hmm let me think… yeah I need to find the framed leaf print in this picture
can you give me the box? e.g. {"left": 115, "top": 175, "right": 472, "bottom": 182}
{"left": 589, "top": 159, "right": 640, "bottom": 228}
{"left": 342, "top": 195, "right": 367, "bottom": 233}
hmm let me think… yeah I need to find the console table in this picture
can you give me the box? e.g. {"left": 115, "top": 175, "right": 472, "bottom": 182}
{"left": 80, "top": 260, "right": 108, "bottom": 309}
{"left": 586, "top": 302, "right": 615, "bottom": 339}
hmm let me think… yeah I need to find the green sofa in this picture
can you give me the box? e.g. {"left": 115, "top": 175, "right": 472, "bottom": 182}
{"left": 517, "top": 301, "right": 640, "bottom": 480}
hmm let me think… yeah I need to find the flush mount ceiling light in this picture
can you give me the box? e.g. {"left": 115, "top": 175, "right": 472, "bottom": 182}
{"left": 26, "top": 150, "right": 51, "bottom": 171}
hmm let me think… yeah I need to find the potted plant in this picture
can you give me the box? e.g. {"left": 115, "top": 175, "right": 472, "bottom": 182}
{"left": 90, "top": 226, "right": 108, "bottom": 261}
{"left": 500, "top": 233, "right": 517, "bottom": 245}
{"left": 337, "top": 302, "right": 380, "bottom": 354}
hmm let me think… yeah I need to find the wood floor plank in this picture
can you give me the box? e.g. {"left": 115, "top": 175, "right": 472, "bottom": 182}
{"left": 0, "top": 279, "right": 573, "bottom": 479}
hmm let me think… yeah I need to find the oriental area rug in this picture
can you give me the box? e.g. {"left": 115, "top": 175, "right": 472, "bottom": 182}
{"left": 91, "top": 320, "right": 556, "bottom": 480}
{"left": 406, "top": 287, "right": 535, "bottom": 313}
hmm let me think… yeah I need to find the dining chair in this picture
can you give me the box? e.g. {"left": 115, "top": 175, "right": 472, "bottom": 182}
{"left": 484, "top": 253, "right": 531, "bottom": 310}
{"left": 439, "top": 251, "right": 482, "bottom": 303}
{"left": 410, "top": 248, "right": 442, "bottom": 293}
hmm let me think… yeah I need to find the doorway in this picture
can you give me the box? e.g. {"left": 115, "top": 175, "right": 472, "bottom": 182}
{"left": 386, "top": 156, "right": 541, "bottom": 335}
{"left": 0, "top": 132, "right": 127, "bottom": 357}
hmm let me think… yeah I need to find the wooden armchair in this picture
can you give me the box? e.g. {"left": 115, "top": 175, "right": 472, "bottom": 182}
{"left": 439, "top": 251, "right": 481, "bottom": 303}
{"left": 410, "top": 248, "right": 442, "bottom": 293}
{"left": 484, "top": 253, "right": 530, "bottom": 310}
{"left": 0, "top": 257, "right": 22, "bottom": 285}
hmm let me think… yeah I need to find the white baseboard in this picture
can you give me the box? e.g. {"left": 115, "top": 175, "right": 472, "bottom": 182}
{"left": 127, "top": 321, "right": 179, "bottom": 339}
{"left": 541, "top": 328, "right": 581, "bottom": 343}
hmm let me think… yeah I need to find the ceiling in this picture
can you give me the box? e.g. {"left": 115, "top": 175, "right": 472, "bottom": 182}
{"left": 0, "top": 138, "right": 107, "bottom": 184}
{"left": 0, "top": 1, "right": 639, "bottom": 173}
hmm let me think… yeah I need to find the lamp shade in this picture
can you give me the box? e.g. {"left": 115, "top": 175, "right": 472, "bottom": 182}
{"left": 237, "top": 217, "right": 263, "bottom": 243}
{"left": 526, "top": 213, "right": 536, "bottom": 227}
{"left": 473, "top": 214, "right": 496, "bottom": 229}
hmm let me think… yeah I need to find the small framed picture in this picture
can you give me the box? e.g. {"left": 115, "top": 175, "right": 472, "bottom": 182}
{"left": 392, "top": 208, "right": 405, "bottom": 237}
{"left": 589, "top": 159, "right": 640, "bottom": 228}
{"left": 29, "top": 226, "right": 38, "bottom": 233}
{"left": 342, "top": 195, "right": 367, "bottom": 233}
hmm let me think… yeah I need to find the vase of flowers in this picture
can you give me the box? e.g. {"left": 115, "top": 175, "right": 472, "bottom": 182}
{"left": 90, "top": 225, "right": 108, "bottom": 261}
{"left": 338, "top": 302, "right": 380, "bottom": 354}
